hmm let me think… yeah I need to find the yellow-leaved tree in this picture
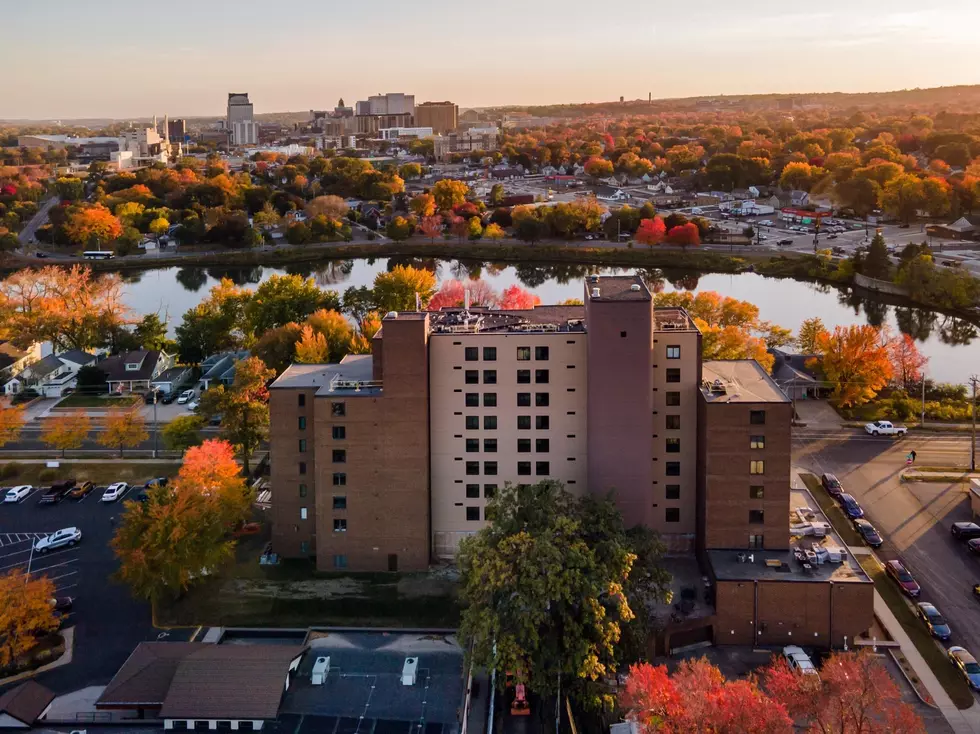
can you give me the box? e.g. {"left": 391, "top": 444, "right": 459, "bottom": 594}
{"left": 0, "top": 570, "right": 59, "bottom": 669}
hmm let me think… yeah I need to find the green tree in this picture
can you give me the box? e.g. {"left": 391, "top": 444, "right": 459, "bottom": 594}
{"left": 175, "top": 280, "right": 251, "bottom": 363}
{"left": 398, "top": 162, "right": 422, "bottom": 180}
{"left": 881, "top": 174, "right": 926, "bottom": 225}
{"left": 243, "top": 274, "right": 339, "bottom": 337}
{"left": 55, "top": 176, "right": 84, "bottom": 201}
{"left": 134, "top": 313, "right": 170, "bottom": 351}
{"left": 372, "top": 265, "right": 437, "bottom": 312}
{"left": 797, "top": 317, "right": 828, "bottom": 354}
{"left": 488, "top": 183, "right": 505, "bottom": 207}
{"left": 385, "top": 216, "right": 412, "bottom": 242}
{"left": 253, "top": 322, "right": 304, "bottom": 374}
{"left": 286, "top": 221, "right": 312, "bottom": 244}
{"left": 162, "top": 414, "right": 206, "bottom": 453}
{"left": 861, "top": 232, "right": 892, "bottom": 280}
{"left": 515, "top": 216, "right": 546, "bottom": 244}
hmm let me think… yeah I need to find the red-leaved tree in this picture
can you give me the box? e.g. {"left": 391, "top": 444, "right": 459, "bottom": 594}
{"left": 427, "top": 279, "right": 499, "bottom": 311}
{"left": 635, "top": 217, "right": 667, "bottom": 249}
{"left": 419, "top": 215, "right": 443, "bottom": 244}
{"left": 499, "top": 285, "right": 541, "bottom": 310}
{"left": 888, "top": 333, "right": 928, "bottom": 390}
{"left": 666, "top": 222, "right": 701, "bottom": 248}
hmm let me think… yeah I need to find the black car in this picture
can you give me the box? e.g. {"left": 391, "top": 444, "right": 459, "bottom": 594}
{"left": 38, "top": 479, "right": 75, "bottom": 505}
{"left": 777, "top": 238, "right": 793, "bottom": 246}
{"left": 144, "top": 389, "right": 165, "bottom": 405}
{"left": 951, "top": 522, "right": 980, "bottom": 541}
{"left": 161, "top": 391, "right": 177, "bottom": 404}
{"left": 821, "top": 473, "right": 844, "bottom": 499}
{"left": 853, "top": 519, "right": 883, "bottom": 547}
{"left": 49, "top": 596, "right": 73, "bottom": 612}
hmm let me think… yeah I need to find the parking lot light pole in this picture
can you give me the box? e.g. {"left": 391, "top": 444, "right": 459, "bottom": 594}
{"left": 26, "top": 542, "right": 34, "bottom": 581}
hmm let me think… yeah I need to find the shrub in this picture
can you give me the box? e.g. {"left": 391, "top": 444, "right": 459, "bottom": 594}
{"left": 0, "top": 462, "right": 20, "bottom": 479}
{"left": 38, "top": 469, "right": 57, "bottom": 482}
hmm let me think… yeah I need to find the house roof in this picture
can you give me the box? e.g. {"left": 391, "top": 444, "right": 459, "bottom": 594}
{"left": 30, "top": 354, "right": 64, "bottom": 377}
{"left": 158, "top": 644, "right": 306, "bottom": 720}
{"left": 0, "top": 680, "right": 56, "bottom": 725}
{"left": 99, "top": 350, "right": 164, "bottom": 383}
{"left": 97, "top": 642, "right": 202, "bottom": 706}
{"left": 59, "top": 349, "right": 96, "bottom": 366}
{"left": 153, "top": 366, "right": 190, "bottom": 383}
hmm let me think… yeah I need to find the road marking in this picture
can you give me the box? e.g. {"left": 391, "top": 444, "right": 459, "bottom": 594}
{"left": 26, "top": 558, "right": 79, "bottom": 576}
{"left": 47, "top": 571, "right": 78, "bottom": 584}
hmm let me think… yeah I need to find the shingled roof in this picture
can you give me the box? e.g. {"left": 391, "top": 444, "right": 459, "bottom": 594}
{"left": 96, "top": 642, "right": 201, "bottom": 707}
{"left": 0, "top": 680, "right": 55, "bottom": 725}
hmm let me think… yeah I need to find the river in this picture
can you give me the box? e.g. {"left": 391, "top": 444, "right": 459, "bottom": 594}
{"left": 114, "top": 259, "right": 979, "bottom": 386}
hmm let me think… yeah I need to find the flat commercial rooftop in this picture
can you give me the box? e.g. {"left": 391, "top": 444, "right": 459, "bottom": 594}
{"left": 701, "top": 360, "right": 790, "bottom": 404}
{"left": 584, "top": 274, "right": 650, "bottom": 302}
{"left": 272, "top": 355, "right": 378, "bottom": 395}
{"left": 279, "top": 631, "right": 465, "bottom": 734}
{"left": 708, "top": 488, "right": 871, "bottom": 584}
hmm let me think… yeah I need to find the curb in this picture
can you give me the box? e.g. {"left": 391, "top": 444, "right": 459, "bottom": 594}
{"left": 888, "top": 647, "right": 939, "bottom": 709}
{"left": 0, "top": 627, "right": 74, "bottom": 687}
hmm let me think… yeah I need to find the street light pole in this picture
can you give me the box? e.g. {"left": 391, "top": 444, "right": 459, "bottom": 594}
{"left": 971, "top": 376, "right": 978, "bottom": 472}
{"left": 153, "top": 392, "right": 159, "bottom": 459}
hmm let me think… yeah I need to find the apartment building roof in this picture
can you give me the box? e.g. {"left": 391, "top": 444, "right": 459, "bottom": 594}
{"left": 272, "top": 355, "right": 378, "bottom": 395}
{"left": 428, "top": 306, "right": 585, "bottom": 335}
{"left": 700, "top": 360, "right": 789, "bottom": 404}
{"left": 584, "top": 274, "right": 650, "bottom": 302}
{"left": 653, "top": 307, "right": 698, "bottom": 332}
{"left": 708, "top": 488, "right": 871, "bottom": 584}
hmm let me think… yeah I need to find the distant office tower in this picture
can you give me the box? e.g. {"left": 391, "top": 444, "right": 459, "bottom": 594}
{"left": 360, "top": 93, "right": 415, "bottom": 117}
{"left": 167, "top": 118, "right": 186, "bottom": 141}
{"left": 227, "top": 92, "right": 257, "bottom": 146}
{"left": 415, "top": 101, "right": 458, "bottom": 134}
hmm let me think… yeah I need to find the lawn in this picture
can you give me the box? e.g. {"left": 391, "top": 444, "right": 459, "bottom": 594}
{"left": 0, "top": 461, "right": 180, "bottom": 487}
{"left": 155, "top": 534, "right": 460, "bottom": 629}
{"left": 56, "top": 394, "right": 141, "bottom": 409}
{"left": 798, "top": 473, "right": 865, "bottom": 547}
{"left": 857, "top": 554, "right": 975, "bottom": 709}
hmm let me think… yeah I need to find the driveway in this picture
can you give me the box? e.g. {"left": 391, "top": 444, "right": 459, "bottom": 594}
{"left": 794, "top": 399, "right": 843, "bottom": 428}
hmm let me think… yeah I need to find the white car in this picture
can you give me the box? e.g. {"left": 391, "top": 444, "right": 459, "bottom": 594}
{"left": 102, "top": 482, "right": 129, "bottom": 502}
{"left": 864, "top": 420, "right": 908, "bottom": 437}
{"left": 33, "top": 527, "right": 82, "bottom": 553}
{"left": 176, "top": 389, "right": 195, "bottom": 405}
{"left": 783, "top": 645, "right": 819, "bottom": 676}
{"left": 4, "top": 485, "right": 33, "bottom": 503}
{"left": 758, "top": 220, "right": 774, "bottom": 226}
{"left": 187, "top": 400, "right": 200, "bottom": 411}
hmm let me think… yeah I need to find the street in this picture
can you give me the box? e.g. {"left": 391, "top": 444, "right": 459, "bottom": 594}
{"left": 0, "top": 424, "right": 221, "bottom": 458}
{"left": 16, "top": 196, "right": 58, "bottom": 249}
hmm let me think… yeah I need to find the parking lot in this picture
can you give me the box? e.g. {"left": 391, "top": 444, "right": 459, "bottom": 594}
{"left": 0, "top": 478, "right": 190, "bottom": 693}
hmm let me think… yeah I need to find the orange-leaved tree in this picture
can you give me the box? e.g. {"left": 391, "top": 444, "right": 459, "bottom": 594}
{"left": 41, "top": 409, "right": 91, "bottom": 458}
{"left": 889, "top": 333, "right": 928, "bottom": 391}
{"left": 810, "top": 325, "right": 893, "bottom": 407}
{"left": 635, "top": 217, "right": 667, "bottom": 249}
{"left": 65, "top": 204, "right": 123, "bottom": 248}
{"left": 419, "top": 215, "right": 443, "bottom": 243}
{"left": 98, "top": 407, "right": 149, "bottom": 458}
{"left": 0, "top": 404, "right": 25, "bottom": 448}
{"left": 176, "top": 438, "right": 253, "bottom": 526}
{"left": 0, "top": 570, "right": 59, "bottom": 669}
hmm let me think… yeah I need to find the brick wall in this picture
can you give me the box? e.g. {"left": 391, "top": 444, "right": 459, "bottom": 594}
{"left": 270, "top": 387, "right": 318, "bottom": 557}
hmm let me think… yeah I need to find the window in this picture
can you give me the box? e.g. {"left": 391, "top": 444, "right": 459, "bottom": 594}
{"left": 665, "top": 508, "right": 680, "bottom": 523}
{"left": 535, "top": 346, "right": 549, "bottom": 360}
{"left": 750, "top": 435, "right": 765, "bottom": 449}
{"left": 465, "top": 393, "right": 479, "bottom": 407}
{"left": 483, "top": 370, "right": 497, "bottom": 384}
{"left": 484, "top": 461, "right": 497, "bottom": 475}
{"left": 483, "top": 346, "right": 497, "bottom": 361}
{"left": 483, "top": 393, "right": 497, "bottom": 407}
{"left": 517, "top": 416, "right": 531, "bottom": 430}
{"left": 665, "top": 484, "right": 680, "bottom": 500}
{"left": 465, "top": 346, "right": 478, "bottom": 361}
{"left": 535, "top": 392, "right": 549, "bottom": 407}
{"left": 333, "top": 472, "right": 346, "bottom": 486}
{"left": 518, "top": 438, "right": 531, "bottom": 452}
{"left": 484, "top": 438, "right": 497, "bottom": 453}
{"left": 535, "top": 369, "right": 549, "bottom": 384}
{"left": 517, "top": 393, "right": 531, "bottom": 407}
{"left": 466, "top": 506, "right": 480, "bottom": 522}
{"left": 465, "top": 370, "right": 479, "bottom": 384}
{"left": 665, "top": 368, "right": 681, "bottom": 383}
{"left": 333, "top": 554, "right": 347, "bottom": 568}
{"left": 298, "top": 439, "right": 307, "bottom": 453}
{"left": 666, "top": 461, "right": 680, "bottom": 476}
{"left": 666, "top": 345, "right": 681, "bottom": 359}
{"left": 332, "top": 426, "right": 346, "bottom": 440}
{"left": 484, "top": 484, "right": 497, "bottom": 498}
{"left": 517, "top": 346, "right": 531, "bottom": 361}
{"left": 483, "top": 415, "right": 497, "bottom": 430}
{"left": 536, "top": 438, "right": 550, "bottom": 452}
{"left": 750, "top": 485, "right": 764, "bottom": 499}
{"left": 333, "top": 495, "right": 347, "bottom": 510}
{"left": 748, "top": 534, "right": 764, "bottom": 549}
{"left": 535, "top": 415, "right": 550, "bottom": 430}
{"left": 298, "top": 416, "right": 307, "bottom": 430}
{"left": 750, "top": 460, "right": 765, "bottom": 475}
{"left": 465, "top": 461, "right": 479, "bottom": 475}
{"left": 300, "top": 506, "right": 308, "bottom": 520}
{"left": 666, "top": 392, "right": 681, "bottom": 406}
{"left": 535, "top": 461, "right": 550, "bottom": 476}
{"left": 517, "top": 369, "right": 531, "bottom": 384}
{"left": 665, "top": 438, "right": 680, "bottom": 453}
{"left": 620, "top": 331, "right": 627, "bottom": 338}
{"left": 466, "top": 438, "right": 479, "bottom": 453}
{"left": 333, "top": 449, "right": 346, "bottom": 463}
{"left": 518, "top": 461, "right": 531, "bottom": 476}
{"left": 331, "top": 402, "right": 345, "bottom": 417}
{"left": 300, "top": 541, "right": 310, "bottom": 554}
{"left": 333, "top": 518, "right": 347, "bottom": 532}
{"left": 749, "top": 509, "right": 765, "bottom": 524}
{"left": 666, "top": 415, "right": 680, "bottom": 430}
{"left": 466, "top": 415, "right": 479, "bottom": 430}
{"left": 299, "top": 462, "right": 307, "bottom": 475}
{"left": 750, "top": 410, "right": 766, "bottom": 425}
{"left": 466, "top": 484, "right": 480, "bottom": 498}
{"left": 299, "top": 484, "right": 307, "bottom": 498}
{"left": 298, "top": 393, "right": 306, "bottom": 407}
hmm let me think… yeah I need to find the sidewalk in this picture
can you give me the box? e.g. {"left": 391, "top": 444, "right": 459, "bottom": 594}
{"left": 874, "top": 592, "right": 980, "bottom": 733}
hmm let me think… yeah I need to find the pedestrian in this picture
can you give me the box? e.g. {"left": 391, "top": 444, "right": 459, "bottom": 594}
{"left": 911, "top": 450, "right": 917, "bottom": 463}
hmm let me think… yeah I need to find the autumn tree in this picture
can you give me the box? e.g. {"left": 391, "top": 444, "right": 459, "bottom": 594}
{"left": 305, "top": 195, "right": 349, "bottom": 220}
{"left": 635, "top": 217, "right": 667, "bottom": 249}
{"left": 428, "top": 279, "right": 499, "bottom": 311}
{"left": 162, "top": 414, "right": 205, "bottom": 454}
{"left": 499, "top": 285, "right": 541, "bottom": 310}
{"left": 294, "top": 324, "right": 330, "bottom": 363}
{"left": 515, "top": 216, "right": 546, "bottom": 244}
{"left": 410, "top": 193, "right": 436, "bottom": 218}
{"left": 199, "top": 356, "right": 274, "bottom": 473}
{"left": 797, "top": 317, "right": 829, "bottom": 354}
{"left": 98, "top": 407, "right": 149, "bottom": 458}
{"left": 448, "top": 215, "right": 468, "bottom": 243}
{"left": 0, "top": 570, "right": 59, "bottom": 669}
{"left": 177, "top": 439, "right": 253, "bottom": 526}
{"left": 373, "top": 265, "right": 437, "bottom": 312}
{"left": 305, "top": 309, "right": 354, "bottom": 361}
{"left": 811, "top": 325, "right": 893, "bottom": 407}
{"left": 584, "top": 156, "right": 614, "bottom": 180}
{"left": 385, "top": 216, "right": 412, "bottom": 242}
{"left": 431, "top": 179, "right": 470, "bottom": 211}
{"left": 419, "top": 215, "right": 443, "bottom": 243}
{"left": 483, "top": 222, "right": 505, "bottom": 241}
{"left": 65, "top": 204, "right": 123, "bottom": 248}
{"left": 666, "top": 222, "right": 701, "bottom": 248}
{"left": 242, "top": 274, "right": 338, "bottom": 338}
{"left": 881, "top": 174, "right": 926, "bottom": 225}
{"left": 42, "top": 410, "right": 91, "bottom": 458}
{"left": 889, "top": 334, "right": 928, "bottom": 390}
{"left": 0, "top": 405, "right": 25, "bottom": 448}
{"left": 252, "top": 322, "right": 304, "bottom": 375}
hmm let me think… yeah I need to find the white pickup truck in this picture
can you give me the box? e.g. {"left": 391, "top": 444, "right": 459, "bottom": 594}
{"left": 864, "top": 420, "right": 908, "bottom": 437}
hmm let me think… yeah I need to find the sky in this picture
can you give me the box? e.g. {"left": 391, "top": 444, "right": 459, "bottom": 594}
{"left": 2, "top": 0, "right": 979, "bottom": 120}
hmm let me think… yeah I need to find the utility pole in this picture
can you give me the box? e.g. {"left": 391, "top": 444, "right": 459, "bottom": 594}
{"left": 921, "top": 378, "right": 926, "bottom": 427}
{"left": 153, "top": 392, "right": 159, "bottom": 459}
{"left": 971, "top": 376, "right": 978, "bottom": 472}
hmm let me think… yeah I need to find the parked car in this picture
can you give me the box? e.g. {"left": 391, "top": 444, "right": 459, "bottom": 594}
{"left": 951, "top": 522, "right": 980, "bottom": 541}
{"left": 101, "top": 482, "right": 129, "bottom": 502}
{"left": 886, "top": 560, "right": 921, "bottom": 597}
{"left": 177, "top": 389, "right": 195, "bottom": 404}
{"left": 864, "top": 420, "right": 907, "bottom": 436}
{"left": 38, "top": 484, "right": 73, "bottom": 505}
{"left": 853, "top": 519, "right": 883, "bottom": 547}
{"left": 144, "top": 389, "right": 165, "bottom": 405}
{"left": 839, "top": 493, "right": 864, "bottom": 519}
{"left": 67, "top": 481, "right": 95, "bottom": 500}
{"left": 832, "top": 246, "right": 846, "bottom": 255}
{"left": 821, "top": 473, "right": 844, "bottom": 499}
{"left": 948, "top": 647, "right": 980, "bottom": 690}
{"left": 4, "top": 485, "right": 33, "bottom": 503}
{"left": 188, "top": 400, "right": 200, "bottom": 411}
{"left": 783, "top": 646, "right": 819, "bottom": 676}
{"left": 777, "top": 238, "right": 793, "bottom": 246}
{"left": 916, "top": 602, "right": 952, "bottom": 640}
{"left": 161, "top": 391, "right": 177, "bottom": 404}
{"left": 49, "top": 597, "right": 73, "bottom": 612}
{"left": 144, "top": 477, "right": 168, "bottom": 490}
{"left": 33, "top": 527, "right": 82, "bottom": 553}
{"left": 967, "top": 538, "right": 980, "bottom": 555}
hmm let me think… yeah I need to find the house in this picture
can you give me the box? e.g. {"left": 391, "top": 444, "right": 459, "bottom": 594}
{"left": 790, "top": 190, "right": 809, "bottom": 207}
{"left": 201, "top": 351, "right": 249, "bottom": 390}
{"left": 151, "top": 366, "right": 193, "bottom": 396}
{"left": 4, "top": 349, "right": 96, "bottom": 398}
{"left": 769, "top": 348, "right": 825, "bottom": 400}
{"left": 0, "top": 341, "right": 41, "bottom": 386}
{"left": 0, "top": 681, "right": 55, "bottom": 728}
{"left": 540, "top": 165, "right": 558, "bottom": 176}
{"left": 98, "top": 349, "right": 174, "bottom": 394}
{"left": 927, "top": 215, "right": 980, "bottom": 241}
{"left": 96, "top": 642, "right": 306, "bottom": 730}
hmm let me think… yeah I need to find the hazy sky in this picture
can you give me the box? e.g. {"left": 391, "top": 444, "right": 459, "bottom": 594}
{"left": 2, "top": 0, "right": 979, "bottom": 120}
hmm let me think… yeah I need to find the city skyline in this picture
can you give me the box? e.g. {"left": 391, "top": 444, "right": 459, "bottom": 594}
{"left": 2, "top": 0, "right": 979, "bottom": 119}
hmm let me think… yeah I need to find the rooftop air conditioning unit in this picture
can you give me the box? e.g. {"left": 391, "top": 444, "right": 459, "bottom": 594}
{"left": 386, "top": 311, "right": 398, "bottom": 319}
{"left": 311, "top": 656, "right": 331, "bottom": 685}
{"left": 402, "top": 656, "right": 418, "bottom": 686}
{"left": 630, "top": 284, "right": 641, "bottom": 291}
{"left": 591, "top": 287, "right": 600, "bottom": 298}
{"left": 589, "top": 275, "right": 600, "bottom": 283}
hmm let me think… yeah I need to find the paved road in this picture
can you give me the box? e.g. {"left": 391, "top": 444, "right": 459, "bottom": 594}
{"left": 794, "top": 427, "right": 980, "bottom": 702}
{"left": 16, "top": 196, "right": 58, "bottom": 248}
{"left": 0, "top": 425, "right": 221, "bottom": 458}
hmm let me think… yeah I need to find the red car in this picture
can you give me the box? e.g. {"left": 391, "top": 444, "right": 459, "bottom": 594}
{"left": 886, "top": 560, "right": 920, "bottom": 598}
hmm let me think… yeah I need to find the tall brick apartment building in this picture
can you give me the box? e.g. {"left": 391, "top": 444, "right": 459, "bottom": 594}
{"left": 269, "top": 274, "right": 873, "bottom": 647}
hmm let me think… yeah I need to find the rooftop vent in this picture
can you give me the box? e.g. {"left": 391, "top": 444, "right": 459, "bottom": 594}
{"left": 386, "top": 311, "right": 398, "bottom": 319}
{"left": 589, "top": 274, "right": 600, "bottom": 283}
{"left": 402, "top": 656, "right": 418, "bottom": 686}
{"left": 630, "top": 284, "right": 641, "bottom": 291}
{"left": 710, "top": 379, "right": 727, "bottom": 394}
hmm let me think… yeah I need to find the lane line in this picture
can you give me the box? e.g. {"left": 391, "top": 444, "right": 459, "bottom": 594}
{"left": 24, "top": 558, "right": 78, "bottom": 575}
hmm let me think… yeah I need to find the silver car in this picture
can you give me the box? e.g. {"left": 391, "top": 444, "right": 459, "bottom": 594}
{"left": 33, "top": 527, "right": 82, "bottom": 553}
